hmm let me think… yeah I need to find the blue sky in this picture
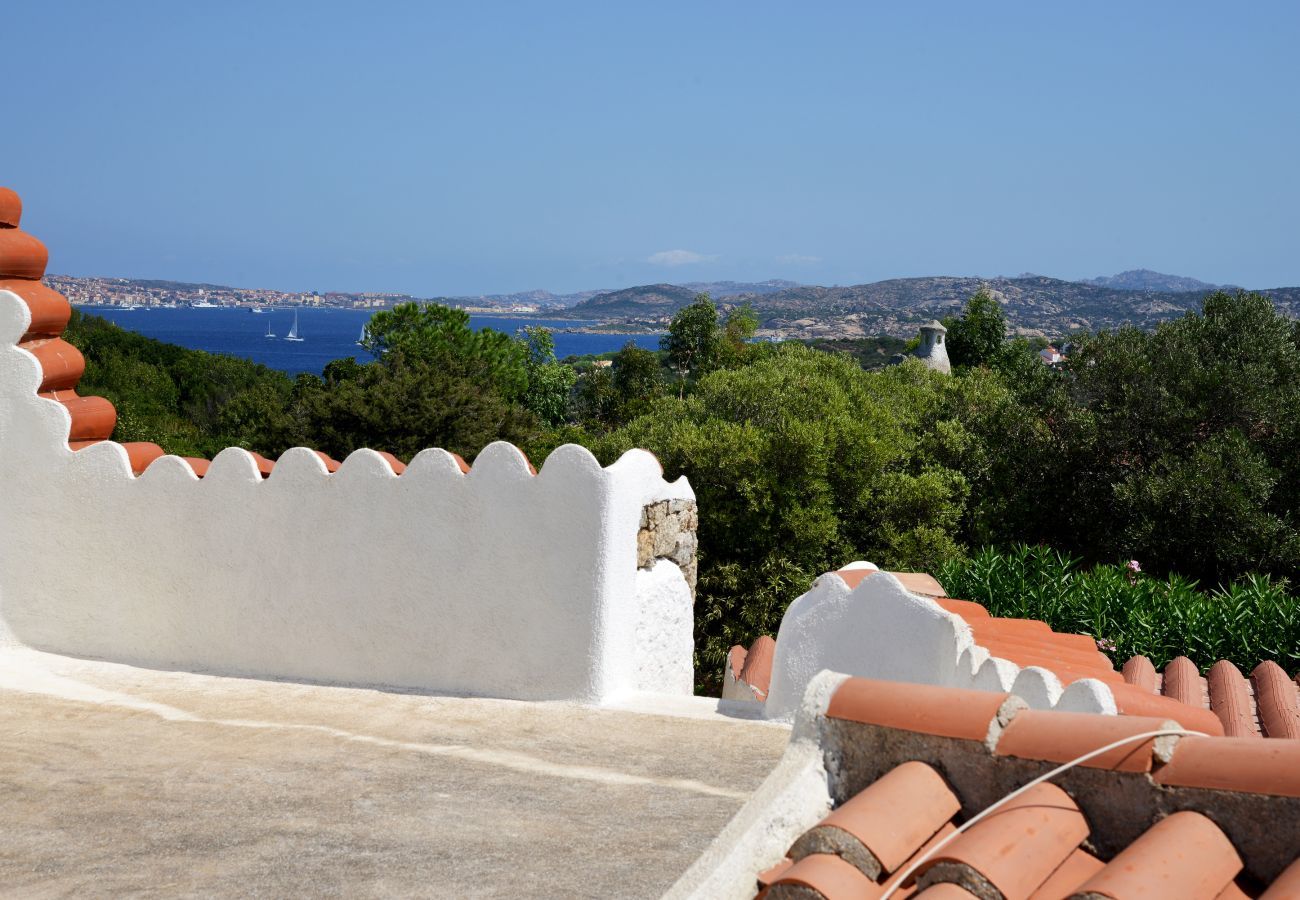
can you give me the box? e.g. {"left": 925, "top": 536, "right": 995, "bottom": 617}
{"left": 5, "top": 2, "right": 1298, "bottom": 294}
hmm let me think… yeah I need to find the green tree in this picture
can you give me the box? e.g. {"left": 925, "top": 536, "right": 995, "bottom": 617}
{"left": 290, "top": 348, "right": 539, "bottom": 461}
{"left": 572, "top": 364, "right": 618, "bottom": 428}
{"left": 662, "top": 293, "right": 721, "bottom": 396}
{"left": 944, "top": 290, "right": 1007, "bottom": 368}
{"left": 521, "top": 326, "right": 578, "bottom": 427}
{"left": 718, "top": 303, "right": 760, "bottom": 368}
{"left": 610, "top": 342, "right": 662, "bottom": 421}
{"left": 362, "top": 302, "right": 528, "bottom": 400}
{"left": 978, "top": 290, "right": 1300, "bottom": 584}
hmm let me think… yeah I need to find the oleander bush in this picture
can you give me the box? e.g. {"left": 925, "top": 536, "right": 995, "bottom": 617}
{"left": 937, "top": 545, "right": 1300, "bottom": 672}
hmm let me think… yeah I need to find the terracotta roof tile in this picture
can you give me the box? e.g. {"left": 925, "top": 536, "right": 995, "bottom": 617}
{"left": 820, "top": 566, "right": 1300, "bottom": 743}
{"left": 69, "top": 440, "right": 165, "bottom": 474}
{"left": 1206, "top": 660, "right": 1260, "bottom": 738}
{"left": 933, "top": 597, "right": 989, "bottom": 619}
{"left": 913, "top": 885, "right": 979, "bottom": 898}
{"left": 971, "top": 633, "right": 1120, "bottom": 682}
{"left": 994, "top": 710, "right": 1180, "bottom": 773}
{"left": 1122, "top": 655, "right": 1159, "bottom": 694}
{"left": 43, "top": 391, "right": 117, "bottom": 442}
{"left": 374, "top": 450, "right": 406, "bottom": 474}
{"left": 1026, "top": 848, "right": 1104, "bottom": 899}
{"left": 248, "top": 452, "right": 276, "bottom": 477}
{"left": 312, "top": 450, "right": 342, "bottom": 473}
{"left": 1163, "top": 655, "right": 1207, "bottom": 708}
{"left": 1068, "top": 811, "right": 1242, "bottom": 900}
{"left": 0, "top": 228, "right": 48, "bottom": 279}
{"left": 832, "top": 568, "right": 945, "bottom": 597}
{"left": 1252, "top": 662, "right": 1300, "bottom": 740}
{"left": 1153, "top": 735, "right": 1300, "bottom": 797}
{"left": 21, "top": 337, "right": 84, "bottom": 391}
{"left": 914, "top": 782, "right": 1088, "bottom": 900}
{"left": 731, "top": 673, "right": 1300, "bottom": 900}
{"left": 0, "top": 186, "right": 21, "bottom": 227}
{"left": 789, "top": 761, "right": 959, "bottom": 877}
{"left": 1116, "top": 654, "right": 1300, "bottom": 739}
{"left": 739, "top": 636, "right": 776, "bottom": 701}
{"left": 766, "top": 853, "right": 884, "bottom": 899}
{"left": 1215, "top": 881, "right": 1252, "bottom": 900}
{"left": 879, "top": 823, "right": 957, "bottom": 898}
{"left": 1, "top": 278, "right": 72, "bottom": 338}
{"left": 1109, "top": 682, "right": 1226, "bottom": 737}
{"left": 729, "top": 643, "right": 749, "bottom": 682}
{"left": 757, "top": 857, "right": 794, "bottom": 888}
{"left": 827, "top": 679, "right": 1020, "bottom": 743}
{"left": 450, "top": 452, "right": 471, "bottom": 474}
{"left": 181, "top": 457, "right": 210, "bottom": 478}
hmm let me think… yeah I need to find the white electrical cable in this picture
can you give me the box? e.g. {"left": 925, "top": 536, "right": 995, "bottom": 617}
{"left": 877, "top": 727, "right": 1209, "bottom": 900}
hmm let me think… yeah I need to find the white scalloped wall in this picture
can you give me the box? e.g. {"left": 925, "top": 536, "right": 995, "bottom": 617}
{"left": 763, "top": 570, "right": 1117, "bottom": 721}
{"left": 0, "top": 288, "right": 695, "bottom": 702}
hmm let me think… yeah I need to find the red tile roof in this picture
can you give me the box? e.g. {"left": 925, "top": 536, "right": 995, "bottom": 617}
{"left": 1121, "top": 655, "right": 1300, "bottom": 739}
{"left": 827, "top": 566, "right": 1295, "bottom": 739}
{"left": 757, "top": 676, "right": 1300, "bottom": 899}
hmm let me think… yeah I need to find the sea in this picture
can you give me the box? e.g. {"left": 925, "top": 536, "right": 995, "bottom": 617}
{"left": 74, "top": 306, "right": 662, "bottom": 375}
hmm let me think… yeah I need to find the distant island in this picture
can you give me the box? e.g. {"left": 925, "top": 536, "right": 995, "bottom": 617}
{"left": 48, "top": 270, "right": 1299, "bottom": 341}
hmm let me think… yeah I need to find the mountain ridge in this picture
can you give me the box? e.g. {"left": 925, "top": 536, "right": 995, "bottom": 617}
{"left": 1076, "top": 268, "right": 1236, "bottom": 293}
{"left": 555, "top": 273, "right": 1300, "bottom": 340}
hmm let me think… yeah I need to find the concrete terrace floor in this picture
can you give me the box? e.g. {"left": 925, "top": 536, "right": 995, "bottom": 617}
{"left": 0, "top": 649, "right": 789, "bottom": 899}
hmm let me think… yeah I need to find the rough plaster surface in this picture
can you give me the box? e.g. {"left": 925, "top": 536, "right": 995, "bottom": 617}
{"left": 666, "top": 670, "right": 849, "bottom": 900}
{"left": 0, "top": 648, "right": 789, "bottom": 898}
{"left": 0, "top": 288, "right": 694, "bottom": 703}
{"left": 634, "top": 559, "right": 695, "bottom": 693}
{"left": 763, "top": 571, "right": 1116, "bottom": 722}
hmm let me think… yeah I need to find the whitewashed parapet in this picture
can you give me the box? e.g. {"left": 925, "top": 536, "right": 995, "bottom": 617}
{"left": 0, "top": 285, "right": 696, "bottom": 703}
{"left": 762, "top": 569, "right": 1117, "bottom": 722}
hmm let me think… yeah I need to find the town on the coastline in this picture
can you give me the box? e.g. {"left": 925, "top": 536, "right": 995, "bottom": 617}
{"left": 44, "top": 274, "right": 548, "bottom": 315}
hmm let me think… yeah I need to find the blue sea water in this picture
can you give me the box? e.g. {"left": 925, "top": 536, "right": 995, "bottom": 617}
{"left": 74, "top": 306, "right": 662, "bottom": 375}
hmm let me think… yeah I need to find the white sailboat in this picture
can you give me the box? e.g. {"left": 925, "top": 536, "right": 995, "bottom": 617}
{"left": 264, "top": 319, "right": 275, "bottom": 339}
{"left": 357, "top": 324, "right": 366, "bottom": 346}
{"left": 284, "top": 311, "right": 304, "bottom": 342}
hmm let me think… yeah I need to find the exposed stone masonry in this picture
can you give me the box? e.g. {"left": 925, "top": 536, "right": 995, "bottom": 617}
{"left": 638, "top": 499, "right": 698, "bottom": 594}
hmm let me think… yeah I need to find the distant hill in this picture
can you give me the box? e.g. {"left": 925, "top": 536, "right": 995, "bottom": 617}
{"left": 559, "top": 274, "right": 1300, "bottom": 340}
{"left": 445, "top": 279, "right": 799, "bottom": 310}
{"left": 1078, "top": 269, "right": 1234, "bottom": 293}
{"left": 561, "top": 284, "right": 701, "bottom": 318}
{"left": 679, "top": 279, "right": 800, "bottom": 296}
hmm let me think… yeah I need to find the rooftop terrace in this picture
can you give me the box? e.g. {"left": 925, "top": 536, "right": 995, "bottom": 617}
{"left": 0, "top": 647, "right": 787, "bottom": 898}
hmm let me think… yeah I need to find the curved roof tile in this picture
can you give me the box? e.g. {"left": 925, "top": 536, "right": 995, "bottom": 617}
{"left": 743, "top": 676, "right": 1300, "bottom": 899}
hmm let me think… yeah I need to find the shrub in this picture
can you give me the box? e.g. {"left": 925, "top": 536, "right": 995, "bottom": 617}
{"left": 937, "top": 545, "right": 1300, "bottom": 672}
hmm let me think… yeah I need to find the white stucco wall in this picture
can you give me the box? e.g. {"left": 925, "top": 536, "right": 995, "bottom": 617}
{"left": 0, "top": 288, "right": 694, "bottom": 703}
{"left": 666, "top": 670, "right": 848, "bottom": 900}
{"left": 763, "top": 570, "right": 1116, "bottom": 722}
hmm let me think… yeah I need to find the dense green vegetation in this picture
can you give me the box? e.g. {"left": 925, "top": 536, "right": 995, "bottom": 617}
{"left": 65, "top": 289, "right": 1300, "bottom": 689}
{"left": 67, "top": 310, "right": 292, "bottom": 458}
{"left": 938, "top": 546, "right": 1300, "bottom": 672}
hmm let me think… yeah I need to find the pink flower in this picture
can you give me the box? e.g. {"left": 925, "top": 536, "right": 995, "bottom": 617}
{"left": 1127, "top": 560, "right": 1141, "bottom": 573}
{"left": 1096, "top": 638, "right": 1118, "bottom": 653}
